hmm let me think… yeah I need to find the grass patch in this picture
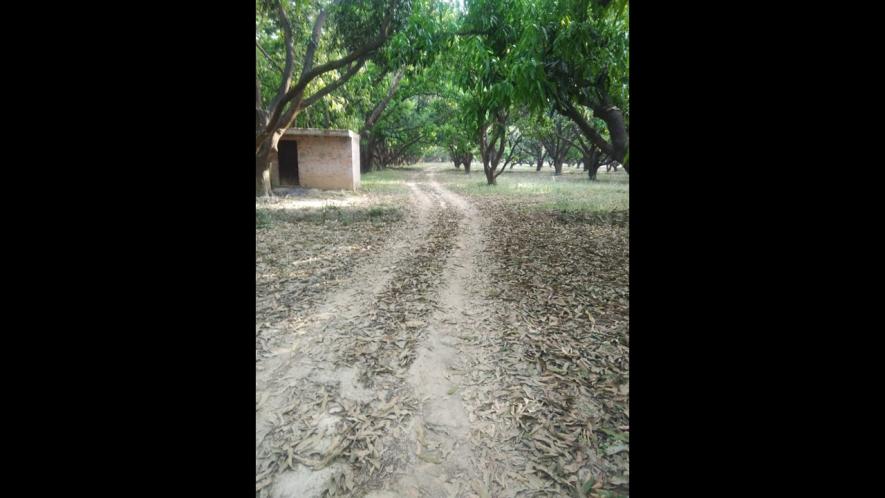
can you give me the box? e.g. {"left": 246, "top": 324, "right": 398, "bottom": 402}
{"left": 259, "top": 162, "right": 626, "bottom": 226}
{"left": 424, "top": 162, "right": 628, "bottom": 214}
{"left": 360, "top": 168, "right": 415, "bottom": 194}
{"left": 256, "top": 204, "right": 403, "bottom": 227}
{"left": 367, "top": 205, "right": 399, "bottom": 219}
{"left": 256, "top": 209, "right": 273, "bottom": 229}
{"left": 539, "top": 181, "right": 629, "bottom": 213}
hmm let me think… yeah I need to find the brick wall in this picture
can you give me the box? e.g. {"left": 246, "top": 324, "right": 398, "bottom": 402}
{"left": 350, "top": 134, "right": 361, "bottom": 189}
{"left": 270, "top": 133, "right": 360, "bottom": 191}
{"left": 294, "top": 136, "right": 353, "bottom": 190}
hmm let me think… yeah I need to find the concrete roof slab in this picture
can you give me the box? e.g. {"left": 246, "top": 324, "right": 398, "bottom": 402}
{"left": 283, "top": 128, "right": 360, "bottom": 140}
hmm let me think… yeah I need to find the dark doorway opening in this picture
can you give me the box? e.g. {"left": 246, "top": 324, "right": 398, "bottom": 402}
{"left": 278, "top": 140, "right": 299, "bottom": 186}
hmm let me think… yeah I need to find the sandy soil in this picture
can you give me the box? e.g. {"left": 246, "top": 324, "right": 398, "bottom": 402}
{"left": 256, "top": 168, "right": 629, "bottom": 498}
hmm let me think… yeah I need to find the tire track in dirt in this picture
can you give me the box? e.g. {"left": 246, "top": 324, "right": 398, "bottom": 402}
{"left": 365, "top": 173, "right": 501, "bottom": 497}
{"left": 257, "top": 178, "right": 433, "bottom": 359}
{"left": 317, "top": 181, "right": 463, "bottom": 495}
{"left": 258, "top": 177, "right": 481, "bottom": 497}
{"left": 256, "top": 174, "right": 439, "bottom": 496}
{"left": 258, "top": 165, "right": 628, "bottom": 497}
{"left": 256, "top": 179, "right": 432, "bottom": 388}
{"left": 258, "top": 171, "right": 529, "bottom": 498}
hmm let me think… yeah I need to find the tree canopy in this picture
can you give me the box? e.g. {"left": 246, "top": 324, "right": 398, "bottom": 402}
{"left": 255, "top": 0, "right": 629, "bottom": 194}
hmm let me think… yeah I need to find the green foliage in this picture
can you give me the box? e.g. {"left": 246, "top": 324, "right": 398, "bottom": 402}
{"left": 510, "top": 0, "right": 629, "bottom": 120}
{"left": 360, "top": 167, "right": 415, "bottom": 194}
{"left": 399, "top": 162, "right": 629, "bottom": 213}
{"left": 256, "top": 0, "right": 314, "bottom": 107}
{"left": 256, "top": 208, "right": 274, "bottom": 228}
{"left": 256, "top": 203, "right": 404, "bottom": 225}
{"left": 258, "top": 1, "right": 459, "bottom": 166}
{"left": 456, "top": 0, "right": 630, "bottom": 159}
{"left": 256, "top": 0, "right": 628, "bottom": 171}
{"left": 382, "top": 0, "right": 456, "bottom": 70}
{"left": 329, "top": 0, "right": 411, "bottom": 55}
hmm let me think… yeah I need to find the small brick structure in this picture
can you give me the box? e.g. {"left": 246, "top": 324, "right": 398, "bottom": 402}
{"left": 270, "top": 128, "right": 361, "bottom": 191}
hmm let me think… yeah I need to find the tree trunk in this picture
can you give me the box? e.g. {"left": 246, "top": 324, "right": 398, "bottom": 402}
{"left": 588, "top": 160, "right": 602, "bottom": 181}
{"left": 587, "top": 147, "right": 601, "bottom": 181}
{"left": 360, "top": 145, "right": 370, "bottom": 174}
{"left": 594, "top": 103, "right": 629, "bottom": 168}
{"left": 536, "top": 157, "right": 544, "bottom": 172}
{"left": 256, "top": 129, "right": 285, "bottom": 196}
{"left": 256, "top": 143, "right": 273, "bottom": 197}
{"left": 453, "top": 159, "right": 461, "bottom": 169}
{"left": 256, "top": 127, "right": 287, "bottom": 196}
{"left": 464, "top": 157, "right": 472, "bottom": 174}
{"left": 560, "top": 98, "right": 629, "bottom": 173}
{"left": 483, "top": 161, "right": 496, "bottom": 185}
{"left": 553, "top": 160, "right": 563, "bottom": 175}
{"left": 361, "top": 134, "right": 377, "bottom": 174}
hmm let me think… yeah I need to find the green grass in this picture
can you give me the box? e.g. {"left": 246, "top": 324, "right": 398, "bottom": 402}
{"left": 256, "top": 203, "right": 403, "bottom": 227}
{"left": 256, "top": 209, "right": 273, "bottom": 229}
{"left": 423, "top": 162, "right": 628, "bottom": 213}
{"left": 259, "top": 162, "right": 627, "bottom": 228}
{"left": 360, "top": 167, "right": 416, "bottom": 194}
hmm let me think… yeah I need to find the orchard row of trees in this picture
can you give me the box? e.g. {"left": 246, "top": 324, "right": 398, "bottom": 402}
{"left": 256, "top": 0, "right": 629, "bottom": 195}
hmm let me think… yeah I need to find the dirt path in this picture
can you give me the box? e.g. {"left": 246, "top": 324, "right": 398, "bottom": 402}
{"left": 362, "top": 174, "right": 490, "bottom": 497}
{"left": 256, "top": 171, "right": 435, "bottom": 492}
{"left": 257, "top": 170, "right": 503, "bottom": 497}
{"left": 257, "top": 163, "right": 632, "bottom": 498}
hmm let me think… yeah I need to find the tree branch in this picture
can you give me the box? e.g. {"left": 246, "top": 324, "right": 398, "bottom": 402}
{"left": 489, "top": 110, "right": 508, "bottom": 165}
{"left": 256, "top": 74, "right": 263, "bottom": 115}
{"left": 255, "top": 40, "right": 284, "bottom": 73}
{"left": 496, "top": 133, "right": 522, "bottom": 177}
{"left": 296, "top": 0, "right": 393, "bottom": 90}
{"left": 257, "top": 1, "right": 326, "bottom": 151}
{"left": 298, "top": 31, "right": 386, "bottom": 89}
{"left": 362, "top": 68, "right": 405, "bottom": 133}
{"left": 297, "top": 5, "right": 331, "bottom": 82}
{"left": 300, "top": 57, "right": 367, "bottom": 109}
{"left": 261, "top": 0, "right": 381, "bottom": 147}
{"left": 257, "top": 74, "right": 268, "bottom": 132}
{"left": 267, "top": 0, "right": 298, "bottom": 117}
{"left": 389, "top": 134, "right": 424, "bottom": 164}
{"left": 557, "top": 98, "right": 615, "bottom": 158}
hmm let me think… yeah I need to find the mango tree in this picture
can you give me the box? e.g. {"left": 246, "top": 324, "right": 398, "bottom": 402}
{"left": 510, "top": 0, "right": 629, "bottom": 171}
{"left": 456, "top": 0, "right": 526, "bottom": 185}
{"left": 255, "top": 0, "right": 413, "bottom": 196}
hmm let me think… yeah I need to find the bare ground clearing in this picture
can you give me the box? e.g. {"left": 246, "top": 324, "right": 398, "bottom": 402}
{"left": 256, "top": 165, "right": 629, "bottom": 498}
